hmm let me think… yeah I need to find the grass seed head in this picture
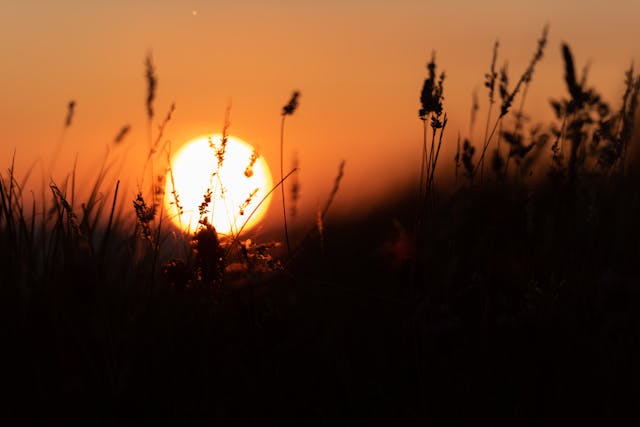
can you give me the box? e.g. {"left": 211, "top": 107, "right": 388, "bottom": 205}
{"left": 419, "top": 52, "right": 445, "bottom": 121}
{"left": 65, "top": 100, "right": 76, "bottom": 128}
{"left": 485, "top": 40, "right": 499, "bottom": 105}
{"left": 562, "top": 43, "right": 584, "bottom": 109}
{"left": 244, "top": 148, "right": 259, "bottom": 178}
{"left": 282, "top": 91, "right": 300, "bottom": 116}
{"left": 500, "top": 26, "right": 549, "bottom": 117}
{"left": 198, "top": 188, "right": 213, "bottom": 220}
{"left": 145, "top": 52, "right": 157, "bottom": 121}
{"left": 133, "top": 192, "right": 156, "bottom": 241}
{"left": 238, "top": 188, "right": 259, "bottom": 216}
{"left": 114, "top": 125, "right": 131, "bottom": 144}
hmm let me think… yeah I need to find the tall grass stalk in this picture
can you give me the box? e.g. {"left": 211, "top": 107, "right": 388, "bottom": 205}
{"left": 280, "top": 91, "right": 300, "bottom": 257}
{"left": 418, "top": 52, "right": 445, "bottom": 214}
{"left": 473, "top": 25, "right": 548, "bottom": 181}
{"left": 48, "top": 100, "right": 76, "bottom": 175}
{"left": 479, "top": 41, "right": 499, "bottom": 183}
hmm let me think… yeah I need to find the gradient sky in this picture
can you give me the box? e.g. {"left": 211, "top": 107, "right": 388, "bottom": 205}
{"left": 2, "top": 0, "right": 639, "bottom": 224}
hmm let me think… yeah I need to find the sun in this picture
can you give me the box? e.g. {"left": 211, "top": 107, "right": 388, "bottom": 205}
{"left": 164, "top": 135, "right": 273, "bottom": 236}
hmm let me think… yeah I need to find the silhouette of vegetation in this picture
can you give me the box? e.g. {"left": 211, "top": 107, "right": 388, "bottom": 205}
{"left": 2, "top": 29, "right": 640, "bottom": 425}
{"left": 280, "top": 90, "right": 300, "bottom": 257}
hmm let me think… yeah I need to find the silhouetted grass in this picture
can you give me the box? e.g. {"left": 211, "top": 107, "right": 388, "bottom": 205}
{"left": 280, "top": 90, "right": 300, "bottom": 257}
{"left": 2, "top": 32, "right": 640, "bottom": 426}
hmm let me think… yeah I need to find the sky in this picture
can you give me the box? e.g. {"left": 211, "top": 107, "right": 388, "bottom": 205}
{"left": 2, "top": 0, "right": 639, "bottom": 227}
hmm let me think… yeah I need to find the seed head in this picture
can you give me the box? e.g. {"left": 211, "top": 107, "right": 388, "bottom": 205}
{"left": 419, "top": 52, "right": 445, "bottom": 120}
{"left": 65, "top": 100, "right": 76, "bottom": 128}
{"left": 282, "top": 91, "right": 300, "bottom": 115}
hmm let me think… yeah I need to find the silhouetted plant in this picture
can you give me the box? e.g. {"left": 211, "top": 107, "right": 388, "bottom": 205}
{"left": 418, "top": 52, "right": 446, "bottom": 204}
{"left": 192, "top": 218, "right": 225, "bottom": 286}
{"left": 591, "top": 64, "right": 640, "bottom": 174}
{"left": 474, "top": 26, "right": 548, "bottom": 181}
{"left": 64, "top": 100, "right": 76, "bottom": 128}
{"left": 548, "top": 43, "right": 615, "bottom": 182}
{"left": 462, "top": 139, "right": 476, "bottom": 180}
{"left": 133, "top": 192, "right": 155, "bottom": 242}
{"left": 145, "top": 52, "right": 157, "bottom": 123}
{"left": 280, "top": 90, "right": 300, "bottom": 257}
{"left": 2, "top": 40, "right": 640, "bottom": 427}
{"left": 113, "top": 124, "right": 131, "bottom": 144}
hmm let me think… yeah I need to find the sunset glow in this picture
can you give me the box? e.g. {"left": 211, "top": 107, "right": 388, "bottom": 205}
{"left": 3, "top": 2, "right": 640, "bottom": 424}
{"left": 165, "top": 135, "right": 272, "bottom": 235}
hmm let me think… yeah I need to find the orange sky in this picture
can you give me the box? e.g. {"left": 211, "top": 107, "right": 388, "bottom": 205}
{"left": 2, "top": 0, "right": 639, "bottom": 227}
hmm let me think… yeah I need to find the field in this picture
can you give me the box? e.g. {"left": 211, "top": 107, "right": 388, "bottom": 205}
{"left": 2, "top": 30, "right": 640, "bottom": 425}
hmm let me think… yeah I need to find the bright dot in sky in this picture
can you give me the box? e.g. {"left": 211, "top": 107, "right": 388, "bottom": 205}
{"left": 192, "top": 10, "right": 197, "bottom": 16}
{"left": 164, "top": 135, "right": 273, "bottom": 236}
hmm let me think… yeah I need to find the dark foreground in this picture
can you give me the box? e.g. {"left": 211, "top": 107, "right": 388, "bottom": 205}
{"left": 2, "top": 180, "right": 640, "bottom": 426}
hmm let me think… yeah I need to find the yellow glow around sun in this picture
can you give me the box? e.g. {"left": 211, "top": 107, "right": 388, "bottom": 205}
{"left": 164, "top": 135, "right": 273, "bottom": 236}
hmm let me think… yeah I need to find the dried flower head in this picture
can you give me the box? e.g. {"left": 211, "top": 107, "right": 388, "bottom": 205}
{"left": 65, "top": 100, "right": 76, "bottom": 128}
{"left": 238, "top": 188, "right": 259, "bottom": 216}
{"left": 133, "top": 192, "right": 156, "bottom": 241}
{"left": 419, "top": 52, "right": 445, "bottom": 120}
{"left": 484, "top": 40, "right": 499, "bottom": 105}
{"left": 500, "top": 25, "right": 548, "bottom": 117}
{"left": 562, "top": 43, "right": 585, "bottom": 110}
{"left": 145, "top": 52, "right": 157, "bottom": 121}
{"left": 215, "top": 105, "right": 232, "bottom": 168}
{"left": 198, "top": 188, "right": 212, "bottom": 220}
{"left": 282, "top": 91, "right": 300, "bottom": 115}
{"left": 244, "top": 148, "right": 259, "bottom": 178}
{"left": 114, "top": 125, "right": 131, "bottom": 144}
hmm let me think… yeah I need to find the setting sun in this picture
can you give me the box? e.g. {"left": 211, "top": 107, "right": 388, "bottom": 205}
{"left": 164, "top": 135, "right": 273, "bottom": 236}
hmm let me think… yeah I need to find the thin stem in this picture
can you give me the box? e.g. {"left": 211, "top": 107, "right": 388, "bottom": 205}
{"left": 280, "top": 115, "right": 291, "bottom": 257}
{"left": 480, "top": 102, "right": 494, "bottom": 184}
{"left": 427, "top": 125, "right": 437, "bottom": 199}
{"left": 99, "top": 179, "right": 120, "bottom": 260}
{"left": 473, "top": 116, "right": 503, "bottom": 180}
{"left": 428, "top": 116, "right": 448, "bottom": 196}
{"left": 419, "top": 119, "right": 428, "bottom": 205}
{"left": 226, "top": 168, "right": 298, "bottom": 258}
{"left": 416, "top": 118, "right": 429, "bottom": 240}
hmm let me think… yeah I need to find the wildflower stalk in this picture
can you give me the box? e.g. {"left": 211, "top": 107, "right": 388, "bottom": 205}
{"left": 98, "top": 179, "right": 120, "bottom": 260}
{"left": 419, "top": 116, "right": 429, "bottom": 205}
{"left": 280, "top": 91, "right": 300, "bottom": 257}
{"left": 479, "top": 40, "right": 499, "bottom": 184}
{"left": 427, "top": 113, "right": 448, "bottom": 195}
{"left": 418, "top": 52, "right": 445, "bottom": 209}
{"left": 49, "top": 100, "right": 76, "bottom": 175}
{"left": 473, "top": 26, "right": 548, "bottom": 181}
